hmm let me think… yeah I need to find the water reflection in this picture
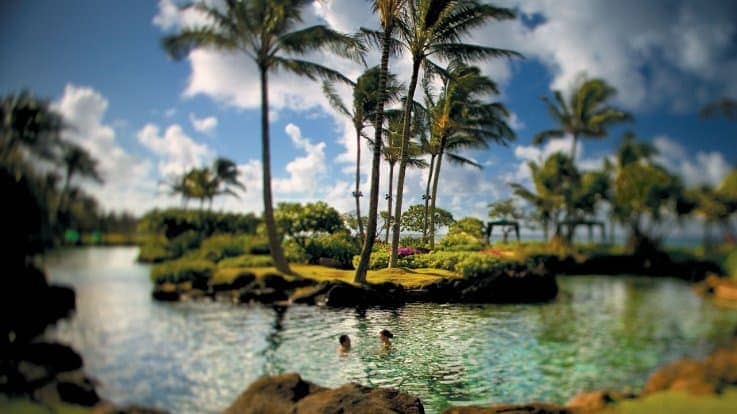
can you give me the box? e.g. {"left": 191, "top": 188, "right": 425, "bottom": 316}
{"left": 44, "top": 248, "right": 737, "bottom": 414}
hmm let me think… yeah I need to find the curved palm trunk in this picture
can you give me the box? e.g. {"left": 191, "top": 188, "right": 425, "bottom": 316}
{"left": 354, "top": 124, "right": 364, "bottom": 238}
{"left": 355, "top": 24, "right": 392, "bottom": 284}
{"left": 389, "top": 57, "right": 423, "bottom": 267}
{"left": 385, "top": 161, "right": 395, "bottom": 243}
{"left": 422, "top": 154, "right": 436, "bottom": 244}
{"left": 429, "top": 143, "right": 445, "bottom": 249}
{"left": 260, "top": 68, "right": 292, "bottom": 275}
{"left": 570, "top": 133, "right": 579, "bottom": 163}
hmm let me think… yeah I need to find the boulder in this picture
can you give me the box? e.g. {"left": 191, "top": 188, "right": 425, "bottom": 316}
{"left": 642, "top": 358, "right": 714, "bottom": 395}
{"left": 224, "top": 373, "right": 423, "bottom": 414}
{"left": 152, "top": 283, "right": 180, "bottom": 302}
{"left": 239, "top": 287, "right": 288, "bottom": 304}
{"left": 566, "top": 390, "right": 635, "bottom": 413}
{"left": 230, "top": 273, "right": 257, "bottom": 290}
{"left": 57, "top": 377, "right": 101, "bottom": 406}
{"left": 21, "top": 342, "right": 83, "bottom": 373}
{"left": 294, "top": 382, "right": 424, "bottom": 413}
{"left": 442, "top": 403, "right": 570, "bottom": 414}
{"left": 224, "top": 373, "right": 324, "bottom": 414}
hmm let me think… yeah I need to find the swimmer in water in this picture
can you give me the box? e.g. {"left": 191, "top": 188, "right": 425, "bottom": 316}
{"left": 338, "top": 334, "right": 351, "bottom": 353}
{"left": 379, "top": 329, "right": 394, "bottom": 347}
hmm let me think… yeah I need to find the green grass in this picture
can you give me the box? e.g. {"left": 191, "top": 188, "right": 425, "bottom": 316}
{"left": 603, "top": 389, "right": 737, "bottom": 414}
{"left": 0, "top": 397, "right": 90, "bottom": 414}
{"left": 211, "top": 264, "right": 460, "bottom": 288}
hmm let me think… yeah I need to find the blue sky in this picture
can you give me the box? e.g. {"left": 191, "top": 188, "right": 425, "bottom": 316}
{"left": 2, "top": 0, "right": 736, "bottom": 239}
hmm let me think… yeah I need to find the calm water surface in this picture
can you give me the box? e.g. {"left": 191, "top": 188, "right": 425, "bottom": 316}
{"left": 43, "top": 247, "right": 737, "bottom": 413}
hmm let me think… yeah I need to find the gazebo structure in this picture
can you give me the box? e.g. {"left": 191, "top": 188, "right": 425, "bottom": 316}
{"left": 486, "top": 220, "right": 520, "bottom": 243}
{"left": 556, "top": 220, "right": 606, "bottom": 243}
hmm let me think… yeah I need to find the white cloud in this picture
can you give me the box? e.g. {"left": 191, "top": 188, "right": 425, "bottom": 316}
{"left": 654, "top": 135, "right": 731, "bottom": 187}
{"left": 189, "top": 113, "right": 218, "bottom": 135}
{"left": 274, "top": 123, "right": 328, "bottom": 195}
{"left": 137, "top": 123, "right": 214, "bottom": 177}
{"left": 53, "top": 84, "right": 161, "bottom": 214}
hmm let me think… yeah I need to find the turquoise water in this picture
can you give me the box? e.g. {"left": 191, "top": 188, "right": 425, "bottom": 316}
{"left": 43, "top": 247, "right": 737, "bottom": 413}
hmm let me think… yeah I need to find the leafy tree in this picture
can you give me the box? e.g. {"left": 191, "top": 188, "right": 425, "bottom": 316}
{"left": 447, "top": 217, "right": 485, "bottom": 242}
{"left": 686, "top": 185, "right": 735, "bottom": 251}
{"left": 389, "top": 0, "right": 519, "bottom": 267}
{"left": 58, "top": 142, "right": 103, "bottom": 215}
{"left": 163, "top": 0, "right": 364, "bottom": 275}
{"left": 274, "top": 201, "right": 344, "bottom": 249}
{"left": 400, "top": 204, "right": 453, "bottom": 234}
{"left": 488, "top": 198, "right": 522, "bottom": 243}
{"left": 534, "top": 77, "right": 630, "bottom": 163}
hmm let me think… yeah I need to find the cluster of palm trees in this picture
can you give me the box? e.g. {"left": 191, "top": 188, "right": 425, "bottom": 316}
{"left": 509, "top": 79, "right": 737, "bottom": 252}
{"left": 163, "top": 0, "right": 520, "bottom": 281}
{"left": 164, "top": 158, "right": 244, "bottom": 210}
{"left": 1, "top": 91, "right": 107, "bottom": 243}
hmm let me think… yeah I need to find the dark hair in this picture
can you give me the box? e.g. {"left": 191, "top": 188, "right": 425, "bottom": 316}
{"left": 380, "top": 329, "right": 394, "bottom": 339}
{"left": 339, "top": 334, "right": 350, "bottom": 345}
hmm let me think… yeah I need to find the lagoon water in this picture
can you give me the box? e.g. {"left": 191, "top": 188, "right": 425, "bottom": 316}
{"left": 43, "top": 247, "right": 737, "bottom": 413}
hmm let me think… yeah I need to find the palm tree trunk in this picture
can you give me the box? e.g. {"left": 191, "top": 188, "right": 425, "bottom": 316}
{"left": 355, "top": 23, "right": 392, "bottom": 284}
{"left": 389, "top": 57, "right": 423, "bottom": 267}
{"left": 570, "top": 134, "right": 579, "bottom": 163}
{"left": 429, "top": 144, "right": 445, "bottom": 249}
{"left": 354, "top": 124, "right": 364, "bottom": 238}
{"left": 385, "top": 161, "right": 395, "bottom": 243}
{"left": 422, "top": 154, "right": 436, "bottom": 244}
{"left": 260, "top": 67, "right": 292, "bottom": 275}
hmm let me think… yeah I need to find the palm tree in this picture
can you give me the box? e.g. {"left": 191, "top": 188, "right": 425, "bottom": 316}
{"left": 534, "top": 77, "right": 630, "bottom": 163}
{"left": 701, "top": 98, "right": 737, "bottom": 121}
{"left": 163, "top": 0, "right": 364, "bottom": 275}
{"left": 421, "top": 61, "right": 515, "bottom": 248}
{"left": 388, "top": 0, "right": 519, "bottom": 267}
{"left": 1, "top": 91, "right": 65, "bottom": 173}
{"left": 355, "top": 0, "right": 406, "bottom": 284}
{"left": 322, "top": 67, "right": 400, "bottom": 238}
{"left": 58, "top": 142, "right": 103, "bottom": 215}
{"left": 381, "top": 110, "right": 427, "bottom": 242}
{"left": 211, "top": 157, "right": 245, "bottom": 208}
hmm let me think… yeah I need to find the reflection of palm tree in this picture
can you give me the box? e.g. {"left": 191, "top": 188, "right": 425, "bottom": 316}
{"left": 163, "top": 0, "right": 364, "bottom": 275}
{"left": 701, "top": 98, "right": 737, "bottom": 121}
{"left": 323, "top": 68, "right": 400, "bottom": 237}
{"left": 534, "top": 77, "right": 630, "bottom": 163}
{"left": 263, "top": 305, "right": 287, "bottom": 375}
{"left": 388, "top": 1, "right": 520, "bottom": 266}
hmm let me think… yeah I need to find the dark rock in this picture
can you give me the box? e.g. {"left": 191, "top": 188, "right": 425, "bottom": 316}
{"left": 230, "top": 272, "right": 256, "bottom": 290}
{"left": 442, "top": 403, "right": 570, "bottom": 413}
{"left": 239, "top": 287, "right": 288, "bottom": 304}
{"left": 642, "top": 358, "right": 714, "bottom": 395}
{"left": 224, "top": 373, "right": 325, "bottom": 414}
{"left": 21, "top": 342, "right": 83, "bottom": 373}
{"left": 566, "top": 390, "right": 636, "bottom": 413}
{"left": 322, "top": 281, "right": 406, "bottom": 307}
{"left": 57, "top": 376, "right": 101, "bottom": 406}
{"left": 294, "top": 382, "right": 424, "bottom": 413}
{"left": 92, "top": 403, "right": 170, "bottom": 414}
{"left": 224, "top": 373, "right": 423, "bottom": 414}
{"left": 318, "top": 257, "right": 353, "bottom": 270}
{"left": 152, "top": 283, "right": 180, "bottom": 302}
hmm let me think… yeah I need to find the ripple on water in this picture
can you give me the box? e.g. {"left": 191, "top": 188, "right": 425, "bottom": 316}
{"left": 43, "top": 248, "right": 737, "bottom": 414}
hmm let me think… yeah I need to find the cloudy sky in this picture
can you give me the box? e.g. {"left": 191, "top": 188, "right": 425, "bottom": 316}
{"left": 1, "top": 0, "right": 736, "bottom": 232}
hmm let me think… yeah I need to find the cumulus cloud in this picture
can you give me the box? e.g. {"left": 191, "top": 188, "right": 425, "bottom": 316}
{"left": 137, "top": 123, "right": 214, "bottom": 177}
{"left": 653, "top": 135, "right": 731, "bottom": 187}
{"left": 189, "top": 113, "right": 218, "bottom": 135}
{"left": 53, "top": 84, "right": 161, "bottom": 214}
{"left": 274, "top": 123, "right": 328, "bottom": 195}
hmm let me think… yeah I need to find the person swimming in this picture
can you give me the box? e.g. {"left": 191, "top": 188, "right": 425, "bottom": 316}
{"left": 338, "top": 334, "right": 351, "bottom": 353}
{"left": 379, "top": 329, "right": 394, "bottom": 347}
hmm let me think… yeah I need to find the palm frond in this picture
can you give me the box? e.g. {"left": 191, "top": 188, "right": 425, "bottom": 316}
{"left": 279, "top": 25, "right": 366, "bottom": 65}
{"left": 533, "top": 129, "right": 565, "bottom": 146}
{"left": 273, "top": 57, "right": 351, "bottom": 83}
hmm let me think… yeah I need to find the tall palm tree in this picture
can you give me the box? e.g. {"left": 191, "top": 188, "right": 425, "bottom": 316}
{"left": 163, "top": 0, "right": 364, "bottom": 275}
{"left": 389, "top": 0, "right": 519, "bottom": 267}
{"left": 355, "top": 0, "right": 406, "bottom": 284}
{"left": 381, "top": 110, "right": 427, "bottom": 242}
{"left": 58, "top": 142, "right": 103, "bottom": 215}
{"left": 421, "top": 61, "right": 514, "bottom": 248}
{"left": 211, "top": 157, "right": 245, "bottom": 208}
{"left": 534, "top": 77, "right": 630, "bottom": 163}
{"left": 322, "top": 67, "right": 400, "bottom": 237}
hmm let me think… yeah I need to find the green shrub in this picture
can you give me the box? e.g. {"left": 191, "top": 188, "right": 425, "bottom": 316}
{"left": 353, "top": 252, "right": 389, "bottom": 270}
{"left": 399, "top": 236, "right": 426, "bottom": 250}
{"left": 198, "top": 234, "right": 245, "bottom": 261}
{"left": 456, "top": 254, "right": 509, "bottom": 278}
{"left": 138, "top": 208, "right": 260, "bottom": 239}
{"left": 283, "top": 239, "right": 309, "bottom": 264}
{"left": 138, "top": 237, "right": 176, "bottom": 263}
{"left": 217, "top": 254, "right": 274, "bottom": 268}
{"left": 437, "top": 231, "right": 484, "bottom": 251}
{"left": 304, "top": 233, "right": 360, "bottom": 268}
{"left": 724, "top": 248, "right": 737, "bottom": 278}
{"left": 244, "top": 235, "right": 270, "bottom": 255}
{"left": 151, "top": 258, "right": 215, "bottom": 285}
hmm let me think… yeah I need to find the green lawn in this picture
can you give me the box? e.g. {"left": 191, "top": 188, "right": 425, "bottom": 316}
{"left": 603, "top": 389, "right": 737, "bottom": 414}
{"left": 0, "top": 397, "right": 90, "bottom": 414}
{"left": 211, "top": 264, "right": 461, "bottom": 288}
